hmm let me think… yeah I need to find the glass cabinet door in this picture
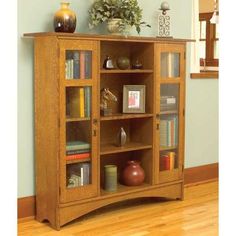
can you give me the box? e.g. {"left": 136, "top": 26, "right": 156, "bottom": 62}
{"left": 157, "top": 83, "right": 184, "bottom": 183}
{"left": 161, "top": 52, "right": 180, "bottom": 78}
{"left": 59, "top": 40, "right": 98, "bottom": 203}
{"left": 157, "top": 44, "right": 185, "bottom": 80}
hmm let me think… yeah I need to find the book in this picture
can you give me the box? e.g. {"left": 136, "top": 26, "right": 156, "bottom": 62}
{"left": 66, "top": 148, "right": 90, "bottom": 155}
{"left": 84, "top": 87, "right": 91, "bottom": 117}
{"left": 66, "top": 141, "right": 91, "bottom": 151}
{"left": 160, "top": 154, "right": 170, "bottom": 171}
{"left": 66, "top": 152, "right": 90, "bottom": 161}
{"left": 81, "top": 163, "right": 90, "bottom": 185}
{"left": 80, "top": 51, "right": 85, "bottom": 79}
{"left": 79, "top": 88, "right": 85, "bottom": 117}
{"left": 73, "top": 51, "right": 80, "bottom": 79}
{"left": 85, "top": 51, "right": 92, "bottom": 79}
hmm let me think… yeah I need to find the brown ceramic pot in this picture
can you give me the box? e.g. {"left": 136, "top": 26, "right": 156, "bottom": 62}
{"left": 122, "top": 160, "right": 145, "bottom": 186}
{"left": 54, "top": 2, "right": 76, "bottom": 33}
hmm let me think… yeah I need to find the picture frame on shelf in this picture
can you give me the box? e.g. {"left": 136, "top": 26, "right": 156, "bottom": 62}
{"left": 123, "top": 85, "right": 146, "bottom": 113}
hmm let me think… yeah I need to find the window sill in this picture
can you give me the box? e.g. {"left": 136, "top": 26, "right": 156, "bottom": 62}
{"left": 190, "top": 71, "right": 218, "bottom": 79}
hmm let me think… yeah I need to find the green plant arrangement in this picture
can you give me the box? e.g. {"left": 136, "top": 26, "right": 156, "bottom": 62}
{"left": 88, "top": 0, "right": 151, "bottom": 34}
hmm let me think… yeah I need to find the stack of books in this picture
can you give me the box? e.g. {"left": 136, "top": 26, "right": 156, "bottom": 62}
{"left": 160, "top": 115, "right": 178, "bottom": 147}
{"left": 67, "top": 162, "right": 90, "bottom": 188}
{"left": 66, "top": 140, "right": 91, "bottom": 161}
{"left": 160, "top": 96, "right": 177, "bottom": 111}
{"left": 67, "top": 87, "right": 91, "bottom": 118}
{"left": 160, "top": 151, "right": 176, "bottom": 171}
{"left": 65, "top": 51, "right": 92, "bottom": 79}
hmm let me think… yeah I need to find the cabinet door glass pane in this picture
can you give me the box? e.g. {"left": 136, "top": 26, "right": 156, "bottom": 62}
{"left": 161, "top": 53, "right": 180, "bottom": 78}
{"left": 159, "top": 84, "right": 179, "bottom": 171}
{"left": 65, "top": 86, "right": 92, "bottom": 188}
{"left": 65, "top": 50, "right": 92, "bottom": 80}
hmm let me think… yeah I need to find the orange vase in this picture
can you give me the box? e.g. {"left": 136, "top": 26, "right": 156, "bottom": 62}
{"left": 54, "top": 2, "right": 76, "bottom": 33}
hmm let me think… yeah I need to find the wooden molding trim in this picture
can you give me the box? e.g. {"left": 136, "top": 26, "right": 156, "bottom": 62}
{"left": 17, "top": 196, "right": 36, "bottom": 219}
{"left": 190, "top": 71, "right": 218, "bottom": 79}
{"left": 18, "top": 163, "right": 218, "bottom": 219}
{"left": 184, "top": 163, "right": 218, "bottom": 185}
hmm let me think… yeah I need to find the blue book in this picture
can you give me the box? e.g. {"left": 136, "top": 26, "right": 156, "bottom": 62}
{"left": 66, "top": 141, "right": 90, "bottom": 151}
{"left": 73, "top": 51, "right": 80, "bottom": 79}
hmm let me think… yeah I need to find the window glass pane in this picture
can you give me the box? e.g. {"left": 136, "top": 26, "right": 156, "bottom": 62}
{"left": 161, "top": 53, "right": 180, "bottom": 78}
{"left": 214, "top": 41, "right": 219, "bottom": 59}
{"left": 199, "top": 41, "right": 206, "bottom": 59}
{"left": 200, "top": 21, "right": 206, "bottom": 39}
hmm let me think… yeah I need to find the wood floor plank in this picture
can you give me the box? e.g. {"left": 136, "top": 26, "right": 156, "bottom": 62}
{"left": 18, "top": 181, "right": 218, "bottom": 236}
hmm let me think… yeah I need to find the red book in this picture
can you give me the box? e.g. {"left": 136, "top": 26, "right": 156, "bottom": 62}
{"left": 160, "top": 155, "right": 170, "bottom": 171}
{"left": 66, "top": 152, "right": 90, "bottom": 161}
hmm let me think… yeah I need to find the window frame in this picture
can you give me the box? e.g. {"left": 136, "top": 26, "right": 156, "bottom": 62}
{"left": 199, "top": 12, "right": 219, "bottom": 67}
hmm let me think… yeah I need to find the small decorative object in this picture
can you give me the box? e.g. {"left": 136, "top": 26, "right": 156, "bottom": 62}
{"left": 122, "top": 160, "right": 145, "bottom": 186}
{"left": 132, "top": 60, "right": 143, "bottom": 69}
{"left": 104, "top": 165, "right": 117, "bottom": 192}
{"left": 116, "top": 56, "right": 130, "bottom": 70}
{"left": 100, "top": 88, "right": 118, "bottom": 116}
{"left": 54, "top": 2, "right": 77, "bottom": 33}
{"left": 88, "top": 0, "right": 151, "bottom": 35}
{"left": 157, "top": 1, "right": 171, "bottom": 37}
{"left": 103, "top": 56, "right": 115, "bottom": 70}
{"left": 123, "top": 85, "right": 145, "bottom": 113}
{"left": 116, "top": 127, "right": 127, "bottom": 147}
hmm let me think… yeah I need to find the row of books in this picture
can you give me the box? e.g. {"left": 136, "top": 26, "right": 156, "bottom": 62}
{"left": 65, "top": 51, "right": 92, "bottom": 79}
{"left": 160, "top": 115, "right": 178, "bottom": 147}
{"left": 160, "top": 96, "right": 177, "bottom": 111}
{"left": 67, "top": 87, "right": 91, "bottom": 118}
{"left": 67, "top": 162, "right": 90, "bottom": 188}
{"left": 66, "top": 140, "right": 91, "bottom": 161}
{"left": 160, "top": 151, "right": 176, "bottom": 171}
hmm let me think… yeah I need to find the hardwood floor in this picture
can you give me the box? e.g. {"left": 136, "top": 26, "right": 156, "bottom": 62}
{"left": 18, "top": 181, "right": 218, "bottom": 236}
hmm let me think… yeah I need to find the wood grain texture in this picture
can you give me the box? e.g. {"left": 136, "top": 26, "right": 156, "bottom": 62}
{"left": 18, "top": 181, "right": 218, "bottom": 236}
{"left": 190, "top": 71, "right": 218, "bottom": 79}
{"left": 184, "top": 163, "right": 218, "bottom": 185}
{"left": 34, "top": 36, "right": 60, "bottom": 229}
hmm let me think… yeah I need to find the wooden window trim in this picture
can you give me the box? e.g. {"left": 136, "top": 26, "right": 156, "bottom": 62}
{"left": 199, "top": 12, "right": 219, "bottom": 68}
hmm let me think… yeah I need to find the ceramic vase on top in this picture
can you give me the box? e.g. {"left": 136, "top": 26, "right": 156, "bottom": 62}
{"left": 107, "top": 18, "right": 122, "bottom": 35}
{"left": 54, "top": 2, "right": 76, "bottom": 33}
{"left": 122, "top": 160, "right": 145, "bottom": 186}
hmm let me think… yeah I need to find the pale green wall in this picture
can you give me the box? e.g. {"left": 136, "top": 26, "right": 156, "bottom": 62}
{"left": 18, "top": 0, "right": 218, "bottom": 197}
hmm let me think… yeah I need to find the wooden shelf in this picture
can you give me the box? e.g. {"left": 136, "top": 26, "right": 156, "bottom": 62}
{"left": 100, "top": 142, "right": 152, "bottom": 155}
{"left": 100, "top": 69, "right": 153, "bottom": 74}
{"left": 160, "top": 110, "right": 178, "bottom": 115}
{"left": 66, "top": 117, "right": 90, "bottom": 122}
{"left": 65, "top": 79, "right": 93, "bottom": 87}
{"left": 160, "top": 146, "right": 178, "bottom": 151}
{"left": 101, "top": 183, "right": 151, "bottom": 197}
{"left": 66, "top": 158, "right": 91, "bottom": 165}
{"left": 100, "top": 113, "right": 153, "bottom": 121}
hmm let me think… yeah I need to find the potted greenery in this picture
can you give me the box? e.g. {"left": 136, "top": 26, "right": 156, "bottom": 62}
{"left": 88, "top": 0, "right": 151, "bottom": 34}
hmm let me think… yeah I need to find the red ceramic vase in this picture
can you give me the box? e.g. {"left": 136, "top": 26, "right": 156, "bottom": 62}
{"left": 122, "top": 160, "right": 145, "bottom": 186}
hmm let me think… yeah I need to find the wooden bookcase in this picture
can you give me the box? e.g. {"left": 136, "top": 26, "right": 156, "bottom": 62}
{"left": 24, "top": 32, "right": 190, "bottom": 230}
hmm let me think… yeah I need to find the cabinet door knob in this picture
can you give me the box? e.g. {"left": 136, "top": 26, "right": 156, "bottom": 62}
{"left": 93, "top": 119, "right": 98, "bottom": 124}
{"left": 156, "top": 114, "right": 160, "bottom": 119}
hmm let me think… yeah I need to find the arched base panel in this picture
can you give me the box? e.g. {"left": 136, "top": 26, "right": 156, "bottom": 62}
{"left": 56, "top": 182, "right": 183, "bottom": 229}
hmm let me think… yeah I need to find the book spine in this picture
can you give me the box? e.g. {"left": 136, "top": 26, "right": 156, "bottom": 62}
{"left": 79, "top": 88, "right": 85, "bottom": 118}
{"left": 66, "top": 152, "right": 90, "bottom": 161}
{"left": 85, "top": 51, "right": 92, "bottom": 79}
{"left": 66, "top": 148, "right": 90, "bottom": 155}
{"left": 73, "top": 51, "right": 80, "bottom": 79}
{"left": 85, "top": 87, "right": 91, "bottom": 117}
{"left": 80, "top": 51, "right": 85, "bottom": 79}
{"left": 80, "top": 167, "right": 84, "bottom": 186}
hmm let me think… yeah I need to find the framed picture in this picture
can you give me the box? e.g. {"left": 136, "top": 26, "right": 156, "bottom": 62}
{"left": 123, "top": 85, "right": 146, "bottom": 113}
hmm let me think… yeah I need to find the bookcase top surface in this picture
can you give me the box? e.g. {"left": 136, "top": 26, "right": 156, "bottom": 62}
{"left": 23, "top": 32, "right": 195, "bottom": 43}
